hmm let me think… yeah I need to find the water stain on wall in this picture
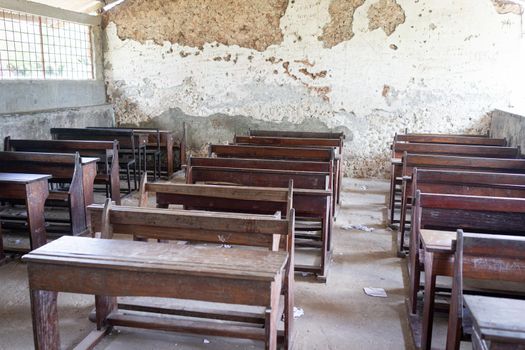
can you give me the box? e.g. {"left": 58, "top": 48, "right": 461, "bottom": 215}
{"left": 367, "top": 0, "right": 406, "bottom": 36}
{"left": 319, "top": 0, "right": 366, "bottom": 48}
{"left": 103, "top": 0, "right": 289, "bottom": 51}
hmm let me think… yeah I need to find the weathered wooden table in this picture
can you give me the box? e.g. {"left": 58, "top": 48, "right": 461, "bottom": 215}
{"left": 419, "top": 229, "right": 525, "bottom": 350}
{"left": 135, "top": 129, "right": 176, "bottom": 177}
{"left": 23, "top": 236, "right": 288, "bottom": 350}
{"left": 0, "top": 172, "right": 51, "bottom": 262}
{"left": 464, "top": 295, "right": 525, "bottom": 350}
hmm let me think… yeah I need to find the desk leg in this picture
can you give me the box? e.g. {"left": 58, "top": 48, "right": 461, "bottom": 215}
{"left": 26, "top": 181, "right": 48, "bottom": 250}
{"left": 265, "top": 281, "right": 280, "bottom": 350}
{"left": 408, "top": 226, "right": 421, "bottom": 315}
{"left": 30, "top": 289, "right": 59, "bottom": 350}
{"left": 166, "top": 138, "right": 174, "bottom": 177}
{"left": 283, "top": 266, "right": 294, "bottom": 349}
{"left": 95, "top": 295, "right": 117, "bottom": 330}
{"left": 421, "top": 251, "right": 436, "bottom": 350}
{"left": 0, "top": 224, "right": 5, "bottom": 264}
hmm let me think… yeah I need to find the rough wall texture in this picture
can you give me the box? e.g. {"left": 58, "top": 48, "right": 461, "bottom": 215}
{"left": 320, "top": 0, "right": 366, "bottom": 48}
{"left": 102, "top": 0, "right": 289, "bottom": 51}
{"left": 104, "top": 0, "right": 524, "bottom": 178}
{"left": 0, "top": 104, "right": 114, "bottom": 150}
{"left": 367, "top": 0, "right": 406, "bottom": 35}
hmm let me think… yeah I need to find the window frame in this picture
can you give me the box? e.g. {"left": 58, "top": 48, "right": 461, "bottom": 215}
{"left": 0, "top": 7, "right": 95, "bottom": 81}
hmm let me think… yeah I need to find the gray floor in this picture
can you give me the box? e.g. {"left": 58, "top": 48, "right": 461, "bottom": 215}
{"left": 0, "top": 178, "right": 460, "bottom": 349}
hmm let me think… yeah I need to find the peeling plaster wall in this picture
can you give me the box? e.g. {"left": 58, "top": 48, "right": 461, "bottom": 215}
{"left": 103, "top": 0, "right": 524, "bottom": 178}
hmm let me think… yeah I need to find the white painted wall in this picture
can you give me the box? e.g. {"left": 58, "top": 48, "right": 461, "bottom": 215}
{"left": 104, "top": 0, "right": 525, "bottom": 177}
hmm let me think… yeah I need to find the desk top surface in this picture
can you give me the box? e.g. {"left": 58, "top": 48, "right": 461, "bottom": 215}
{"left": 23, "top": 236, "right": 288, "bottom": 282}
{"left": 0, "top": 172, "right": 51, "bottom": 184}
{"left": 464, "top": 295, "right": 525, "bottom": 342}
{"left": 420, "top": 229, "right": 456, "bottom": 253}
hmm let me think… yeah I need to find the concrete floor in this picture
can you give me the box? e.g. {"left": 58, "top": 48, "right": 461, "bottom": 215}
{"left": 0, "top": 178, "right": 463, "bottom": 349}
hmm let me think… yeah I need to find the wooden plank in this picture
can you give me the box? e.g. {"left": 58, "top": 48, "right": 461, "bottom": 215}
{"left": 106, "top": 312, "right": 267, "bottom": 340}
{"left": 23, "top": 236, "right": 288, "bottom": 281}
{"left": 0, "top": 173, "right": 51, "bottom": 184}
{"left": 210, "top": 144, "right": 333, "bottom": 162}
{"left": 88, "top": 204, "right": 290, "bottom": 235}
{"left": 146, "top": 182, "right": 289, "bottom": 202}
{"left": 249, "top": 130, "right": 345, "bottom": 139}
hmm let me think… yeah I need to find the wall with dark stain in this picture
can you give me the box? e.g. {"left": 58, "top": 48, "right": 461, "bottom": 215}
{"left": 103, "top": 0, "right": 524, "bottom": 177}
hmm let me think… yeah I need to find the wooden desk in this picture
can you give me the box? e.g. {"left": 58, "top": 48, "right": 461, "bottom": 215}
{"left": 0, "top": 173, "right": 51, "bottom": 260}
{"left": 135, "top": 129, "right": 175, "bottom": 176}
{"left": 464, "top": 295, "right": 525, "bottom": 350}
{"left": 420, "top": 230, "right": 520, "bottom": 350}
{"left": 23, "top": 236, "right": 287, "bottom": 350}
{"left": 419, "top": 229, "right": 456, "bottom": 350}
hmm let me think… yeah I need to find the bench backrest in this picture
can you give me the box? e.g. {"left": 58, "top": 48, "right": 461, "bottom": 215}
{"left": 392, "top": 142, "right": 519, "bottom": 159}
{"left": 249, "top": 129, "right": 345, "bottom": 140}
{"left": 413, "top": 169, "right": 525, "bottom": 199}
{"left": 189, "top": 156, "right": 330, "bottom": 173}
{"left": 140, "top": 175, "right": 293, "bottom": 218}
{"left": 87, "top": 127, "right": 161, "bottom": 150}
{"left": 209, "top": 144, "right": 335, "bottom": 162}
{"left": 0, "top": 151, "right": 86, "bottom": 233}
{"left": 450, "top": 229, "right": 525, "bottom": 347}
{"left": 88, "top": 200, "right": 294, "bottom": 251}
{"left": 235, "top": 135, "right": 342, "bottom": 150}
{"left": 403, "top": 154, "right": 525, "bottom": 180}
{"left": 0, "top": 151, "right": 82, "bottom": 183}
{"left": 187, "top": 165, "right": 330, "bottom": 191}
{"left": 4, "top": 137, "right": 118, "bottom": 161}
{"left": 395, "top": 134, "right": 506, "bottom": 146}
{"left": 50, "top": 127, "right": 136, "bottom": 150}
{"left": 413, "top": 192, "right": 525, "bottom": 235}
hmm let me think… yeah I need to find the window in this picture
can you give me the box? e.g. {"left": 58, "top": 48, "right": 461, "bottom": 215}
{"left": 0, "top": 8, "right": 94, "bottom": 80}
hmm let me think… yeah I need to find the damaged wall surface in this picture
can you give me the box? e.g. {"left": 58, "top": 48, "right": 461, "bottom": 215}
{"left": 103, "top": 0, "right": 524, "bottom": 177}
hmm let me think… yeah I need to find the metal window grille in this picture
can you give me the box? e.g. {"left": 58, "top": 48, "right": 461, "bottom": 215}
{"left": 0, "top": 8, "right": 94, "bottom": 80}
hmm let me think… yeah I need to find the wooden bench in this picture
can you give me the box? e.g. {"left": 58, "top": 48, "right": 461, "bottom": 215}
{"left": 461, "top": 295, "right": 525, "bottom": 350}
{"left": 407, "top": 171, "right": 525, "bottom": 316}
{"left": 186, "top": 162, "right": 332, "bottom": 281}
{"left": 209, "top": 144, "right": 338, "bottom": 212}
{"left": 34, "top": 201, "right": 296, "bottom": 350}
{"left": 139, "top": 175, "right": 292, "bottom": 215}
{"left": 235, "top": 135, "right": 344, "bottom": 204}
{"left": 51, "top": 127, "right": 142, "bottom": 192}
{"left": 410, "top": 193, "right": 525, "bottom": 350}
{"left": 388, "top": 142, "right": 519, "bottom": 226}
{"left": 249, "top": 129, "right": 345, "bottom": 141}
{"left": 188, "top": 156, "right": 334, "bottom": 215}
{"left": 447, "top": 231, "right": 525, "bottom": 350}
{"left": 394, "top": 134, "right": 507, "bottom": 146}
{"left": 397, "top": 154, "right": 525, "bottom": 255}
{"left": 4, "top": 138, "right": 121, "bottom": 204}
{"left": 0, "top": 151, "right": 90, "bottom": 237}
{"left": 88, "top": 127, "right": 161, "bottom": 180}
{"left": 139, "top": 177, "right": 332, "bottom": 280}
{"left": 0, "top": 173, "right": 50, "bottom": 259}
{"left": 88, "top": 123, "right": 187, "bottom": 177}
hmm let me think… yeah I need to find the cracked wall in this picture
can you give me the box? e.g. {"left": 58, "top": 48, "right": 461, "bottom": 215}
{"left": 319, "top": 0, "right": 366, "bottom": 48}
{"left": 103, "top": 0, "right": 525, "bottom": 178}
{"left": 102, "top": 0, "right": 289, "bottom": 51}
{"left": 368, "top": 0, "right": 406, "bottom": 35}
